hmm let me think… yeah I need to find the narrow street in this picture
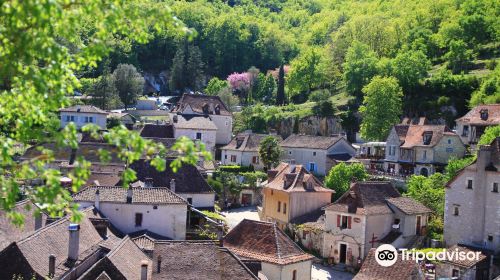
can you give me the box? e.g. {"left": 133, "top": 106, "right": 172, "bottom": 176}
{"left": 222, "top": 206, "right": 260, "bottom": 229}
{"left": 312, "top": 264, "right": 355, "bottom": 280}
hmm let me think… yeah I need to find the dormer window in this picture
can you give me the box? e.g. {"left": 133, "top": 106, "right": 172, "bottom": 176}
{"left": 236, "top": 138, "right": 244, "bottom": 149}
{"left": 214, "top": 105, "right": 221, "bottom": 115}
{"left": 480, "top": 109, "right": 488, "bottom": 120}
{"left": 202, "top": 103, "right": 209, "bottom": 114}
{"left": 423, "top": 132, "right": 433, "bottom": 145}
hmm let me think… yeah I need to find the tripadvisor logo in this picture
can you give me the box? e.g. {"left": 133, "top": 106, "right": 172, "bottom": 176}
{"left": 375, "top": 244, "right": 482, "bottom": 267}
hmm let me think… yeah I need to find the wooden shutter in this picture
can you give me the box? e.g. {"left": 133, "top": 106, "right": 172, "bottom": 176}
{"left": 337, "top": 215, "right": 341, "bottom": 227}
{"left": 347, "top": 216, "right": 352, "bottom": 229}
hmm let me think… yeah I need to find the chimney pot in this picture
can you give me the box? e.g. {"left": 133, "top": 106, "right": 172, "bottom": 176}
{"left": 145, "top": 178, "right": 154, "bottom": 188}
{"left": 157, "top": 255, "right": 162, "bottom": 273}
{"left": 68, "top": 223, "right": 80, "bottom": 261}
{"left": 48, "top": 254, "right": 56, "bottom": 277}
{"left": 141, "top": 260, "right": 148, "bottom": 280}
{"left": 170, "top": 179, "right": 176, "bottom": 193}
{"left": 95, "top": 189, "right": 100, "bottom": 210}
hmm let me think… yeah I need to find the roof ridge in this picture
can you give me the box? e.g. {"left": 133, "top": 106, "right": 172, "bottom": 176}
{"left": 272, "top": 223, "right": 282, "bottom": 260}
{"left": 107, "top": 236, "right": 130, "bottom": 258}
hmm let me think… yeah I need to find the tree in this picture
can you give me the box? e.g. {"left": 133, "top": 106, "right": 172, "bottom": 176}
{"left": 113, "top": 64, "right": 144, "bottom": 110}
{"left": 0, "top": 0, "right": 208, "bottom": 225}
{"left": 287, "top": 47, "right": 327, "bottom": 96}
{"left": 343, "top": 41, "right": 379, "bottom": 101}
{"left": 258, "top": 136, "right": 282, "bottom": 170}
{"left": 444, "top": 40, "right": 474, "bottom": 74}
{"left": 90, "top": 62, "right": 122, "bottom": 110}
{"left": 312, "top": 100, "right": 337, "bottom": 117}
{"left": 477, "top": 125, "right": 500, "bottom": 146}
{"left": 469, "top": 64, "right": 500, "bottom": 106}
{"left": 406, "top": 173, "right": 447, "bottom": 216}
{"left": 325, "top": 163, "right": 368, "bottom": 200}
{"left": 217, "top": 88, "right": 239, "bottom": 112}
{"left": 169, "top": 42, "right": 205, "bottom": 92}
{"left": 276, "top": 64, "right": 286, "bottom": 105}
{"left": 390, "top": 50, "right": 431, "bottom": 93}
{"left": 253, "top": 73, "right": 276, "bottom": 104}
{"left": 359, "top": 76, "right": 403, "bottom": 141}
{"left": 445, "top": 156, "right": 475, "bottom": 180}
{"left": 205, "top": 77, "right": 229, "bottom": 95}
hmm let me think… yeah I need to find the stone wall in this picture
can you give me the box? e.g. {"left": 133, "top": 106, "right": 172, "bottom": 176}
{"left": 273, "top": 116, "right": 344, "bottom": 139}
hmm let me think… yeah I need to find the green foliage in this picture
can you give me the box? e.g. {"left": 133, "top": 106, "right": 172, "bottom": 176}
{"left": 258, "top": 136, "right": 282, "bottom": 170}
{"left": 343, "top": 41, "right": 379, "bottom": 101}
{"left": 390, "top": 50, "right": 431, "bottom": 92}
{"left": 312, "top": 100, "right": 336, "bottom": 117}
{"left": 359, "top": 76, "right": 403, "bottom": 141}
{"left": 325, "top": 163, "right": 368, "bottom": 200}
{"left": 169, "top": 42, "right": 205, "bottom": 92}
{"left": 308, "top": 89, "right": 331, "bottom": 102}
{"left": 218, "top": 165, "right": 255, "bottom": 173}
{"left": 287, "top": 47, "right": 330, "bottom": 96}
{"left": 478, "top": 125, "right": 500, "bottom": 146}
{"left": 470, "top": 64, "right": 500, "bottom": 106}
{"left": 113, "top": 64, "right": 144, "bottom": 109}
{"left": 205, "top": 77, "right": 229, "bottom": 95}
{"left": 217, "top": 88, "right": 240, "bottom": 112}
{"left": 406, "top": 173, "right": 446, "bottom": 216}
{"left": 89, "top": 63, "right": 123, "bottom": 110}
{"left": 445, "top": 156, "right": 475, "bottom": 180}
{"left": 276, "top": 64, "right": 286, "bottom": 105}
{"left": 253, "top": 73, "right": 276, "bottom": 104}
{"left": 444, "top": 40, "right": 475, "bottom": 74}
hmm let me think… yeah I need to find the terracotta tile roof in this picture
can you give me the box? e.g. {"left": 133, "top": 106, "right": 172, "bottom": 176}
{"left": 386, "top": 197, "right": 432, "bottom": 215}
{"left": 222, "top": 132, "right": 280, "bottom": 152}
{"left": 354, "top": 248, "right": 424, "bottom": 280}
{"left": 0, "top": 207, "right": 107, "bottom": 279}
{"left": 172, "top": 93, "right": 231, "bottom": 116}
{"left": 171, "top": 114, "right": 217, "bottom": 130}
{"left": 0, "top": 200, "right": 48, "bottom": 251}
{"left": 441, "top": 245, "right": 487, "bottom": 268}
{"left": 394, "top": 125, "right": 410, "bottom": 143}
{"left": 400, "top": 125, "right": 456, "bottom": 148}
{"left": 280, "top": 134, "right": 345, "bottom": 149}
{"left": 86, "top": 172, "right": 122, "bottom": 187}
{"left": 60, "top": 105, "right": 108, "bottom": 115}
{"left": 139, "top": 124, "right": 174, "bottom": 138}
{"left": 456, "top": 104, "right": 500, "bottom": 125}
{"left": 223, "top": 219, "right": 314, "bottom": 265}
{"left": 265, "top": 163, "right": 334, "bottom": 193}
{"left": 152, "top": 241, "right": 258, "bottom": 279}
{"left": 129, "top": 158, "right": 214, "bottom": 194}
{"left": 324, "top": 181, "right": 401, "bottom": 215}
{"left": 73, "top": 186, "right": 187, "bottom": 205}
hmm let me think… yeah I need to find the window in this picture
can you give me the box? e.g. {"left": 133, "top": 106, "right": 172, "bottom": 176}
{"left": 446, "top": 147, "right": 454, "bottom": 153}
{"left": 283, "top": 203, "right": 287, "bottom": 214}
{"left": 292, "top": 270, "right": 297, "bottom": 280}
{"left": 277, "top": 201, "right": 281, "bottom": 212}
{"left": 448, "top": 139, "right": 452, "bottom": 144}
{"left": 66, "top": 115, "right": 75, "bottom": 122}
{"left": 66, "top": 115, "right": 71, "bottom": 122}
{"left": 488, "top": 235, "right": 493, "bottom": 242}
{"left": 230, "top": 155, "right": 237, "bottom": 162}
{"left": 135, "top": 213, "right": 143, "bottom": 227}
{"left": 309, "top": 162, "right": 316, "bottom": 172}
{"left": 313, "top": 151, "right": 316, "bottom": 156}
{"left": 252, "top": 156, "right": 259, "bottom": 164}
{"left": 462, "top": 126, "right": 469, "bottom": 137}
{"left": 84, "top": 116, "right": 94, "bottom": 123}
{"left": 423, "top": 132, "right": 432, "bottom": 145}
{"left": 196, "top": 132, "right": 202, "bottom": 140}
{"left": 493, "top": 183, "right": 498, "bottom": 193}
{"left": 453, "top": 205, "right": 460, "bottom": 216}
{"left": 452, "top": 269, "right": 459, "bottom": 278}
{"left": 288, "top": 151, "right": 292, "bottom": 155}
{"left": 337, "top": 215, "right": 351, "bottom": 229}
{"left": 224, "top": 154, "right": 227, "bottom": 160}
{"left": 467, "top": 179, "right": 473, "bottom": 189}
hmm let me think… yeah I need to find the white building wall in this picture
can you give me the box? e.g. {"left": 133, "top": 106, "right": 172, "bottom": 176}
{"left": 78, "top": 201, "right": 187, "bottom": 239}
{"left": 60, "top": 112, "right": 107, "bottom": 129}
{"left": 260, "top": 261, "right": 311, "bottom": 280}
{"left": 174, "top": 128, "right": 216, "bottom": 154}
{"left": 281, "top": 148, "right": 328, "bottom": 175}
{"left": 210, "top": 115, "right": 233, "bottom": 145}
{"left": 177, "top": 193, "right": 215, "bottom": 208}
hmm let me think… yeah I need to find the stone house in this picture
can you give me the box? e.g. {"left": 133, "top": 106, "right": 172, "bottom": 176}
{"left": 223, "top": 219, "right": 314, "bottom": 280}
{"left": 318, "top": 182, "right": 431, "bottom": 266}
{"left": 221, "top": 131, "right": 281, "bottom": 170}
{"left": 60, "top": 105, "right": 109, "bottom": 129}
{"left": 136, "top": 99, "right": 158, "bottom": 110}
{"left": 259, "top": 162, "right": 334, "bottom": 229}
{"left": 108, "top": 112, "right": 136, "bottom": 128}
{"left": 435, "top": 245, "right": 490, "bottom": 280}
{"left": 170, "top": 113, "right": 217, "bottom": 154}
{"left": 356, "top": 141, "right": 386, "bottom": 171}
{"left": 384, "top": 124, "right": 466, "bottom": 176}
{"left": 280, "top": 134, "right": 356, "bottom": 176}
{"left": 444, "top": 137, "right": 500, "bottom": 254}
{"left": 73, "top": 186, "right": 188, "bottom": 240}
{"left": 455, "top": 104, "right": 500, "bottom": 146}
{"left": 171, "top": 93, "right": 233, "bottom": 145}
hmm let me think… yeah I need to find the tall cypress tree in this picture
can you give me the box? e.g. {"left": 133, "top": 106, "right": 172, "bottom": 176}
{"left": 276, "top": 64, "right": 285, "bottom": 105}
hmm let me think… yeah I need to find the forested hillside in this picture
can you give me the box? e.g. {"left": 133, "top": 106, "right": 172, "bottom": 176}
{"left": 80, "top": 0, "right": 499, "bottom": 139}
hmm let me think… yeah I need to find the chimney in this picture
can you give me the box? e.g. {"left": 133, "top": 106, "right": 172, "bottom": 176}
{"left": 156, "top": 255, "right": 162, "bottom": 273}
{"left": 173, "top": 115, "right": 178, "bottom": 123}
{"left": 35, "top": 213, "right": 43, "bottom": 231}
{"left": 94, "top": 189, "right": 100, "bottom": 210}
{"left": 289, "top": 160, "right": 296, "bottom": 173}
{"left": 170, "top": 179, "right": 176, "bottom": 193}
{"left": 127, "top": 188, "right": 133, "bottom": 203}
{"left": 145, "top": 178, "right": 154, "bottom": 188}
{"left": 67, "top": 223, "right": 80, "bottom": 261}
{"left": 48, "top": 254, "right": 56, "bottom": 277}
{"left": 477, "top": 145, "right": 492, "bottom": 172}
{"left": 141, "top": 260, "right": 148, "bottom": 280}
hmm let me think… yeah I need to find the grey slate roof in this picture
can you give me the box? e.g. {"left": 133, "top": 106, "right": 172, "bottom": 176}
{"left": 280, "top": 134, "right": 345, "bottom": 149}
{"left": 171, "top": 114, "right": 217, "bottom": 130}
{"left": 386, "top": 197, "right": 432, "bottom": 215}
{"left": 60, "top": 105, "right": 108, "bottom": 115}
{"left": 73, "top": 186, "right": 187, "bottom": 205}
{"left": 172, "top": 93, "right": 231, "bottom": 116}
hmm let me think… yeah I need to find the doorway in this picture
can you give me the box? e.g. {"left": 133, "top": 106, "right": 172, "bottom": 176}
{"left": 241, "top": 193, "right": 252, "bottom": 206}
{"left": 339, "top": 244, "right": 347, "bottom": 264}
{"left": 416, "top": 215, "right": 422, "bottom": 235}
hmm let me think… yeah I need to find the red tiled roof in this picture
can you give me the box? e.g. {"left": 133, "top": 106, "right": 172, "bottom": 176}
{"left": 400, "top": 125, "right": 456, "bottom": 148}
{"left": 73, "top": 186, "right": 187, "bottom": 205}
{"left": 223, "top": 219, "right": 314, "bottom": 265}
{"left": 324, "top": 181, "right": 401, "bottom": 215}
{"left": 456, "top": 104, "right": 500, "bottom": 125}
{"left": 265, "top": 163, "right": 334, "bottom": 193}
{"left": 441, "top": 245, "right": 487, "bottom": 268}
{"left": 354, "top": 249, "right": 423, "bottom": 280}
{"left": 172, "top": 93, "right": 231, "bottom": 116}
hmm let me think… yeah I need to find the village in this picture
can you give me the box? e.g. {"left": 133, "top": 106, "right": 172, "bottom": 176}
{"left": 0, "top": 93, "right": 498, "bottom": 280}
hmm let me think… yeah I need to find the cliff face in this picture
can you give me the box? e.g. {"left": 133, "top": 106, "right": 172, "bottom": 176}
{"left": 273, "top": 116, "right": 344, "bottom": 139}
